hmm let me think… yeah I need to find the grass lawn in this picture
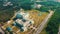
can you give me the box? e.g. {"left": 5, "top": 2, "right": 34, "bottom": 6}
{"left": 40, "top": 29, "right": 47, "bottom": 34}
{"left": 2, "top": 10, "right": 48, "bottom": 34}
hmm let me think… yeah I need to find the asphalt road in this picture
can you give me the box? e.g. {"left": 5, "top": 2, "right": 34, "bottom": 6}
{"left": 33, "top": 11, "right": 54, "bottom": 34}
{"left": 0, "top": 27, "right": 4, "bottom": 34}
{"left": 58, "top": 25, "right": 60, "bottom": 34}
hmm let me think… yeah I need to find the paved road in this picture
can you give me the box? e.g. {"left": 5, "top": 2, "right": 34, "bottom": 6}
{"left": 33, "top": 11, "right": 54, "bottom": 34}
{"left": 0, "top": 27, "right": 4, "bottom": 34}
{"left": 58, "top": 25, "right": 60, "bottom": 34}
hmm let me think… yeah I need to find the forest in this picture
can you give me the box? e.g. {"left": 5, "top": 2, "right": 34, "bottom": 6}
{"left": 0, "top": 1, "right": 60, "bottom": 34}
{"left": 46, "top": 8, "right": 60, "bottom": 34}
